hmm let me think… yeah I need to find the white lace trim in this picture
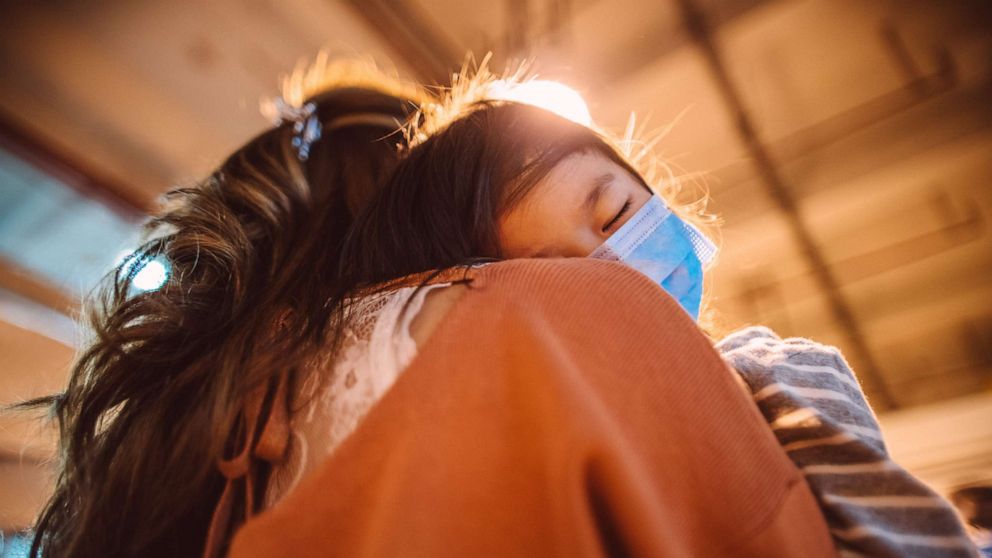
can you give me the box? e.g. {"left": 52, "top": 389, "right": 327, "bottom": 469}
{"left": 265, "top": 282, "right": 450, "bottom": 506}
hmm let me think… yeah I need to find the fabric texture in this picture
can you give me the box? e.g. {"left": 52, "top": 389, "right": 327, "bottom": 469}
{"left": 264, "top": 282, "right": 450, "bottom": 507}
{"left": 718, "top": 326, "right": 978, "bottom": 558}
{"left": 226, "top": 258, "right": 836, "bottom": 557}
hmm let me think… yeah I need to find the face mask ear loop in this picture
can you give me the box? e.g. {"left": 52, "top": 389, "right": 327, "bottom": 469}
{"left": 676, "top": 219, "right": 718, "bottom": 266}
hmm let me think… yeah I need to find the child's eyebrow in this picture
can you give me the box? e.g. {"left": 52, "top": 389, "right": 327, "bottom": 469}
{"left": 581, "top": 173, "right": 615, "bottom": 213}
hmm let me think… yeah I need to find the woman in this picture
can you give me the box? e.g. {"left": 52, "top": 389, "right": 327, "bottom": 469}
{"left": 17, "top": 63, "right": 969, "bottom": 557}
{"left": 14, "top": 60, "right": 428, "bottom": 557}
{"left": 219, "top": 71, "right": 838, "bottom": 557}
{"left": 241, "top": 71, "right": 977, "bottom": 557}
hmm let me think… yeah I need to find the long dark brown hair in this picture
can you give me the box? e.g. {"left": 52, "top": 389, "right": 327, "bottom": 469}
{"left": 11, "top": 62, "right": 425, "bottom": 557}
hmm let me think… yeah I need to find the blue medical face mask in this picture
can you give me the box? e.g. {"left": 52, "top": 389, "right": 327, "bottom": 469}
{"left": 588, "top": 194, "right": 717, "bottom": 320}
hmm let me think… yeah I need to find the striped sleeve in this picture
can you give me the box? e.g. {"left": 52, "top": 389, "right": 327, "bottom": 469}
{"left": 716, "top": 326, "right": 979, "bottom": 558}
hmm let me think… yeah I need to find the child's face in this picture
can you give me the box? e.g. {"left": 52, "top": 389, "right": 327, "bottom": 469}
{"left": 498, "top": 150, "right": 653, "bottom": 258}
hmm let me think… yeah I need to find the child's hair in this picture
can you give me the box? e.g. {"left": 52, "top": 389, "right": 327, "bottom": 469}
{"left": 13, "top": 57, "right": 427, "bottom": 558}
{"left": 335, "top": 61, "right": 718, "bottom": 315}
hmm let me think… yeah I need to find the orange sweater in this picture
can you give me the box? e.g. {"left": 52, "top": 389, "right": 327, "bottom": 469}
{"left": 224, "top": 259, "right": 836, "bottom": 557}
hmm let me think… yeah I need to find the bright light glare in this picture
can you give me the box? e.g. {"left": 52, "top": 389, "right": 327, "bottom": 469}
{"left": 117, "top": 251, "right": 170, "bottom": 292}
{"left": 488, "top": 79, "right": 593, "bottom": 126}
{"left": 133, "top": 260, "right": 168, "bottom": 291}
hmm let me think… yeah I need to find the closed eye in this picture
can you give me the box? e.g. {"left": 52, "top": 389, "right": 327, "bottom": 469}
{"left": 603, "top": 199, "right": 632, "bottom": 232}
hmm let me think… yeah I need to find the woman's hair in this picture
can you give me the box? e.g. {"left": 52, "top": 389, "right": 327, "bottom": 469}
{"left": 15, "top": 59, "right": 426, "bottom": 557}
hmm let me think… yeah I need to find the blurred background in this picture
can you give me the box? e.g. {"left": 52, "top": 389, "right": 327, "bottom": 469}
{"left": 0, "top": 0, "right": 990, "bottom": 550}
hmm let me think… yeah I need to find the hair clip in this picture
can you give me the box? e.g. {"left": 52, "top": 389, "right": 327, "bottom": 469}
{"left": 271, "top": 98, "right": 323, "bottom": 161}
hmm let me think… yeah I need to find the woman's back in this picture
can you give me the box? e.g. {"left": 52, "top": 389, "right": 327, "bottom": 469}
{"left": 231, "top": 258, "right": 836, "bottom": 557}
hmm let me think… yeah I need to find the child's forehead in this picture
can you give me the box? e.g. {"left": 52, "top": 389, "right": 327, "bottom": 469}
{"left": 511, "top": 153, "right": 632, "bottom": 227}
{"left": 538, "top": 151, "right": 635, "bottom": 195}
{"left": 547, "top": 150, "right": 623, "bottom": 180}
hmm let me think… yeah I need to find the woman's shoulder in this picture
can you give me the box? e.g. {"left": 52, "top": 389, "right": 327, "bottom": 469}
{"left": 469, "top": 257, "right": 664, "bottom": 300}
{"left": 406, "top": 258, "right": 604, "bottom": 349}
{"left": 405, "top": 257, "right": 682, "bottom": 353}
{"left": 380, "top": 257, "right": 641, "bottom": 289}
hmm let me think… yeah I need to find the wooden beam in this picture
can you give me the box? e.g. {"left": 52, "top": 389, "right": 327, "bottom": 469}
{"left": 0, "top": 108, "right": 150, "bottom": 216}
{"left": 675, "top": 0, "right": 899, "bottom": 408}
{"left": 340, "top": 0, "right": 463, "bottom": 86}
{"left": 0, "top": 257, "right": 76, "bottom": 316}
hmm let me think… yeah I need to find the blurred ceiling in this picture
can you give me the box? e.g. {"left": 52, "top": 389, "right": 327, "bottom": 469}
{"left": 0, "top": 0, "right": 991, "bottom": 532}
